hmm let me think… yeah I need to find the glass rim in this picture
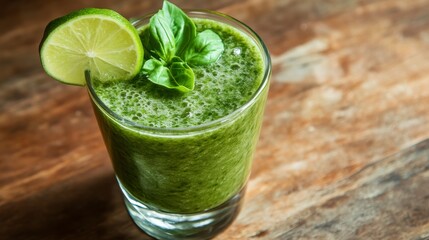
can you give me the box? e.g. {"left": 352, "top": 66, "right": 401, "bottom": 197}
{"left": 86, "top": 9, "right": 272, "bottom": 135}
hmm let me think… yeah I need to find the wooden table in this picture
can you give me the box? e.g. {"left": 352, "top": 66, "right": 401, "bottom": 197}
{"left": 1, "top": 0, "right": 429, "bottom": 239}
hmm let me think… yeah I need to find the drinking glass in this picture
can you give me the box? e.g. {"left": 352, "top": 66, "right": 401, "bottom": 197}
{"left": 86, "top": 10, "right": 271, "bottom": 240}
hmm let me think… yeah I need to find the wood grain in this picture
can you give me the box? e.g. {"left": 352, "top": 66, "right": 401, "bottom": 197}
{"left": 1, "top": 0, "right": 429, "bottom": 239}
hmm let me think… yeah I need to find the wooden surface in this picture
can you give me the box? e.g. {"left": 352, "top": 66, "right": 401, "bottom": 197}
{"left": 1, "top": 0, "right": 429, "bottom": 239}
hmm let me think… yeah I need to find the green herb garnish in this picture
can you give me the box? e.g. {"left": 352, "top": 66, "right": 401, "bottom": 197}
{"left": 142, "top": 0, "right": 224, "bottom": 92}
{"left": 184, "top": 30, "right": 224, "bottom": 66}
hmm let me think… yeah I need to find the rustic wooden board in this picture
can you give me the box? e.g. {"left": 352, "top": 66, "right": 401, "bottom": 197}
{"left": 1, "top": 0, "right": 429, "bottom": 239}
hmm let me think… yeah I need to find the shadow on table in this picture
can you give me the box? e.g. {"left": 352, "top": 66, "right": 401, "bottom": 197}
{"left": 0, "top": 172, "right": 153, "bottom": 240}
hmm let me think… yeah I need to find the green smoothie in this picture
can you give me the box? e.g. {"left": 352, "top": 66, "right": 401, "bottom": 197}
{"left": 88, "top": 17, "right": 269, "bottom": 213}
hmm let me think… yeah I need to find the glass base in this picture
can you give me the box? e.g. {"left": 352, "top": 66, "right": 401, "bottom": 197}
{"left": 118, "top": 179, "right": 245, "bottom": 240}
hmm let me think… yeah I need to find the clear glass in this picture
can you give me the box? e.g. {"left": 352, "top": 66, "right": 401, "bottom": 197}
{"left": 86, "top": 10, "right": 271, "bottom": 240}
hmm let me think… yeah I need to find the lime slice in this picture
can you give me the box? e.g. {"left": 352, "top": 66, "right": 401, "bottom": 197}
{"left": 39, "top": 8, "right": 144, "bottom": 86}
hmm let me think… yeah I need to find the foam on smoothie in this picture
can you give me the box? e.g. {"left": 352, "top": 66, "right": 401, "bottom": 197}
{"left": 93, "top": 18, "right": 264, "bottom": 128}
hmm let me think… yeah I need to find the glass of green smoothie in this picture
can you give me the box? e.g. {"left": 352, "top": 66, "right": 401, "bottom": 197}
{"left": 86, "top": 8, "right": 271, "bottom": 240}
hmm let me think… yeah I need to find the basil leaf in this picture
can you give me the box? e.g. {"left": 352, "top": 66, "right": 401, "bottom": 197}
{"left": 141, "top": 1, "right": 224, "bottom": 92}
{"left": 162, "top": 1, "right": 196, "bottom": 57}
{"left": 148, "top": 10, "right": 176, "bottom": 62}
{"left": 169, "top": 56, "right": 195, "bottom": 92}
{"left": 184, "top": 30, "right": 224, "bottom": 66}
{"left": 143, "top": 58, "right": 174, "bottom": 88}
{"left": 143, "top": 57, "right": 194, "bottom": 93}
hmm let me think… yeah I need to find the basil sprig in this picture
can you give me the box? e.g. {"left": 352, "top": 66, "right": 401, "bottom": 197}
{"left": 142, "top": 1, "right": 224, "bottom": 92}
